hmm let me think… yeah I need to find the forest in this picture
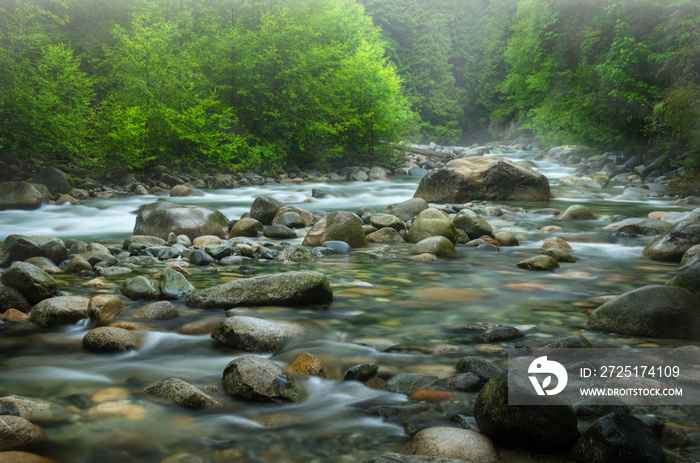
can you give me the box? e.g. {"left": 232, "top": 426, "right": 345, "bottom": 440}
{"left": 0, "top": 0, "right": 698, "bottom": 176}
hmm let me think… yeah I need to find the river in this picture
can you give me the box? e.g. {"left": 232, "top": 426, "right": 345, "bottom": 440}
{"left": 1, "top": 147, "right": 698, "bottom": 462}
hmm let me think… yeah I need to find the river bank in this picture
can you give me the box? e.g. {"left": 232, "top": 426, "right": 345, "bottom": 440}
{"left": 0, "top": 145, "right": 699, "bottom": 463}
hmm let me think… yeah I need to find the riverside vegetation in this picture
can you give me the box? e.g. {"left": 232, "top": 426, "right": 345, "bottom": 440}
{"left": 0, "top": 142, "right": 699, "bottom": 462}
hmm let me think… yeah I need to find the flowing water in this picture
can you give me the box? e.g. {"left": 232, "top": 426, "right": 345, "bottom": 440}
{"left": 1, "top": 147, "right": 698, "bottom": 462}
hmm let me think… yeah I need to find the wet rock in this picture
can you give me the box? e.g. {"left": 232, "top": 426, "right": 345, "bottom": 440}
{"left": 145, "top": 378, "right": 220, "bottom": 409}
{"left": 344, "top": 363, "right": 379, "bottom": 382}
{"left": 211, "top": 316, "right": 296, "bottom": 353}
{"left": 134, "top": 201, "right": 229, "bottom": 240}
{"left": 286, "top": 353, "right": 328, "bottom": 378}
{"left": 414, "top": 156, "right": 550, "bottom": 202}
{"left": 170, "top": 185, "right": 193, "bottom": 197}
{"left": 272, "top": 206, "right": 317, "bottom": 227}
{"left": 81, "top": 251, "right": 118, "bottom": 267}
{"left": 411, "top": 253, "right": 439, "bottom": 262}
{"left": 443, "top": 373, "right": 482, "bottom": 392}
{"left": 556, "top": 205, "right": 598, "bottom": 220}
{"left": 250, "top": 195, "right": 284, "bottom": 225}
{"left": 474, "top": 371, "right": 579, "bottom": 452}
{"left": 541, "top": 236, "right": 571, "bottom": 250}
{"left": 82, "top": 326, "right": 138, "bottom": 353}
{"left": 410, "top": 236, "right": 457, "bottom": 257}
{"left": 3, "top": 309, "right": 30, "bottom": 322}
{"left": 571, "top": 413, "right": 665, "bottom": 463}
{"left": 312, "top": 188, "right": 330, "bottom": 198}
{"left": 276, "top": 244, "right": 315, "bottom": 263}
{"left": 30, "top": 296, "right": 89, "bottom": 327}
{"left": 302, "top": 211, "right": 367, "bottom": 248}
{"left": 186, "top": 272, "right": 333, "bottom": 309}
{"left": 88, "top": 294, "right": 125, "bottom": 326}
{"left": 229, "top": 218, "right": 263, "bottom": 238}
{"left": 82, "top": 401, "right": 145, "bottom": 421}
{"left": 493, "top": 232, "right": 518, "bottom": 247}
{"left": 481, "top": 326, "right": 524, "bottom": 342}
{"left": 24, "top": 257, "right": 60, "bottom": 274}
{"left": 385, "top": 198, "right": 429, "bottom": 223}
{"left": 456, "top": 357, "right": 503, "bottom": 382}
{"left": 123, "top": 235, "right": 169, "bottom": 251}
{"left": 321, "top": 240, "right": 352, "bottom": 254}
{"left": 0, "top": 262, "right": 56, "bottom": 304}
{"left": 643, "top": 218, "right": 700, "bottom": 262}
{"left": 273, "top": 211, "right": 307, "bottom": 229}
{"left": 452, "top": 209, "right": 493, "bottom": 238}
{"left": 0, "top": 416, "right": 39, "bottom": 451}
{"left": 516, "top": 255, "right": 560, "bottom": 271}
{"left": 410, "top": 427, "right": 500, "bottom": 463}
{"left": 542, "top": 248, "right": 578, "bottom": 263}
{"left": 665, "top": 260, "right": 700, "bottom": 297}
{"left": 0, "top": 451, "right": 57, "bottom": 463}
{"left": 134, "top": 301, "right": 180, "bottom": 320}
{"left": 369, "top": 245, "right": 397, "bottom": 259}
{"left": 159, "top": 268, "right": 196, "bottom": 300}
{"left": 573, "top": 397, "right": 630, "bottom": 418}
{"left": 64, "top": 256, "right": 92, "bottom": 273}
{"left": 0, "top": 396, "right": 75, "bottom": 424}
{"left": 263, "top": 224, "right": 297, "bottom": 239}
{"left": 681, "top": 244, "right": 700, "bottom": 266}
{"left": 41, "top": 240, "right": 68, "bottom": 265}
{"left": 602, "top": 218, "right": 672, "bottom": 236}
{"left": 587, "top": 285, "right": 700, "bottom": 340}
{"left": 370, "top": 214, "right": 405, "bottom": 232}
{"left": 120, "top": 276, "right": 161, "bottom": 300}
{"left": 187, "top": 250, "right": 215, "bottom": 266}
{"left": 539, "top": 334, "right": 592, "bottom": 350}
{"left": 221, "top": 356, "right": 300, "bottom": 403}
{"left": 1, "top": 236, "right": 42, "bottom": 265}
{"left": 0, "top": 182, "right": 50, "bottom": 210}
{"left": 192, "top": 235, "right": 223, "bottom": 247}
{"left": 367, "top": 227, "right": 405, "bottom": 243}
{"left": 0, "top": 287, "right": 30, "bottom": 313}
{"left": 386, "top": 374, "right": 438, "bottom": 395}
{"left": 407, "top": 208, "right": 457, "bottom": 243}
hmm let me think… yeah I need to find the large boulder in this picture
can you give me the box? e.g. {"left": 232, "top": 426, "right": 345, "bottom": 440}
{"left": 30, "top": 296, "right": 90, "bottom": 327}
{"left": 666, "top": 260, "right": 700, "bottom": 296}
{"left": 643, "top": 218, "right": 700, "bottom": 262}
{"left": 0, "top": 182, "right": 50, "bottom": 210}
{"left": 133, "top": 201, "right": 229, "bottom": 240}
{"left": 587, "top": 285, "right": 700, "bottom": 340}
{"left": 302, "top": 211, "right": 367, "bottom": 248}
{"left": 0, "top": 262, "right": 56, "bottom": 304}
{"left": 409, "top": 427, "right": 500, "bottom": 463}
{"left": 385, "top": 198, "right": 429, "bottom": 223}
{"left": 414, "top": 157, "right": 550, "bottom": 203}
{"left": 1, "top": 235, "right": 43, "bottom": 265}
{"left": 222, "top": 356, "right": 301, "bottom": 403}
{"left": 32, "top": 167, "right": 71, "bottom": 195}
{"left": 407, "top": 208, "right": 457, "bottom": 243}
{"left": 250, "top": 195, "right": 284, "bottom": 225}
{"left": 211, "top": 316, "right": 299, "bottom": 353}
{"left": 186, "top": 271, "right": 332, "bottom": 309}
{"left": 473, "top": 371, "right": 579, "bottom": 452}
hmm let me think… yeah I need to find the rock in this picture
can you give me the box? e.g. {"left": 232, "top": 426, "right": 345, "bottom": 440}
{"left": 159, "top": 267, "right": 195, "bottom": 299}
{"left": 186, "top": 271, "right": 332, "bottom": 309}
{"left": 250, "top": 195, "right": 284, "bottom": 225}
{"left": 123, "top": 235, "right": 169, "bottom": 250}
{"left": 408, "top": 167, "right": 428, "bottom": 177}
{"left": 410, "top": 236, "right": 457, "bottom": 257}
{"left": 539, "top": 334, "right": 592, "bottom": 350}
{"left": 516, "top": 255, "right": 560, "bottom": 271}
{"left": 344, "top": 363, "right": 379, "bottom": 382}
{"left": 276, "top": 244, "right": 315, "bottom": 263}
{"left": 273, "top": 211, "right": 307, "bottom": 229}
{"left": 385, "top": 198, "right": 429, "bottom": 223}
{"left": 349, "top": 170, "right": 369, "bottom": 182}
{"left": 0, "top": 182, "right": 50, "bottom": 210}
{"left": 0, "top": 262, "right": 56, "bottom": 304}
{"left": 81, "top": 251, "right": 118, "bottom": 267}
{"left": 302, "top": 211, "right": 367, "bottom": 248}
{"left": 0, "top": 395, "right": 74, "bottom": 424}
{"left": 272, "top": 206, "right": 317, "bottom": 227}
{"left": 24, "top": 257, "right": 59, "bottom": 274}
{"left": 321, "top": 240, "right": 352, "bottom": 254}
{"left": 88, "top": 294, "right": 125, "bottom": 326}
{"left": 369, "top": 166, "right": 389, "bottom": 180}
{"left": 41, "top": 240, "right": 68, "bottom": 265}
{"left": 643, "top": 218, "right": 700, "bottom": 262}
{"left": 221, "top": 356, "right": 300, "bottom": 403}
{"left": 573, "top": 397, "right": 630, "bottom": 418}
{"left": 120, "top": 276, "right": 161, "bottom": 300}
{"left": 542, "top": 236, "right": 572, "bottom": 250}
{"left": 545, "top": 145, "right": 594, "bottom": 162}
{"left": 368, "top": 245, "right": 397, "bottom": 259}
{"left": 364, "top": 453, "right": 467, "bottom": 463}
{"left": 212, "top": 173, "right": 235, "bottom": 189}
{"left": 443, "top": 373, "right": 482, "bottom": 392}
{"left": 588, "top": 285, "right": 700, "bottom": 340}
{"left": 0, "top": 287, "right": 30, "bottom": 313}
{"left": 82, "top": 401, "right": 145, "bottom": 421}
{"left": 542, "top": 248, "right": 578, "bottom": 263}
{"left": 133, "top": 201, "right": 229, "bottom": 240}
{"left": 556, "top": 205, "right": 598, "bottom": 220}
{"left": 170, "top": 185, "right": 193, "bottom": 197}
{"left": 82, "top": 326, "right": 138, "bottom": 353}
{"left": 263, "top": 224, "right": 297, "bottom": 239}
{"left": 666, "top": 260, "right": 700, "bottom": 296}
{"left": 211, "top": 316, "right": 297, "bottom": 353}
{"left": 29, "top": 296, "right": 89, "bottom": 327}
{"left": 0, "top": 416, "right": 39, "bottom": 451}
{"left": 203, "top": 244, "right": 232, "bottom": 260}
{"left": 368, "top": 227, "right": 405, "bottom": 243}
{"left": 134, "top": 301, "right": 180, "bottom": 320}
{"left": 456, "top": 357, "right": 503, "bottom": 382}
{"left": 0, "top": 452, "right": 56, "bottom": 463}
{"left": 192, "top": 235, "right": 223, "bottom": 247}
{"left": 145, "top": 378, "right": 220, "bottom": 409}
{"left": 370, "top": 214, "right": 405, "bottom": 232}
{"left": 410, "top": 427, "right": 500, "bottom": 463}
{"left": 474, "top": 371, "right": 579, "bottom": 452}
{"left": 681, "top": 244, "right": 700, "bottom": 266}
{"left": 286, "top": 353, "right": 327, "bottom": 378}
{"left": 63, "top": 256, "right": 91, "bottom": 274}
{"left": 452, "top": 209, "right": 493, "bottom": 238}
{"left": 414, "top": 156, "right": 550, "bottom": 203}
{"left": 407, "top": 208, "right": 457, "bottom": 243}
{"left": 411, "top": 253, "right": 439, "bottom": 262}
{"left": 312, "top": 188, "right": 331, "bottom": 198}
{"left": 1, "top": 236, "right": 42, "bottom": 265}
{"left": 481, "top": 326, "right": 524, "bottom": 342}
{"left": 386, "top": 374, "right": 438, "bottom": 395}
{"left": 602, "top": 218, "right": 672, "bottom": 236}
{"left": 3, "top": 309, "right": 30, "bottom": 322}
{"left": 188, "top": 250, "right": 215, "bottom": 266}
{"left": 229, "top": 218, "right": 263, "bottom": 238}
{"left": 571, "top": 413, "right": 665, "bottom": 463}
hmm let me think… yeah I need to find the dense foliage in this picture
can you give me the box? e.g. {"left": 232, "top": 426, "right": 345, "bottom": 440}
{"left": 0, "top": 0, "right": 699, "bottom": 174}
